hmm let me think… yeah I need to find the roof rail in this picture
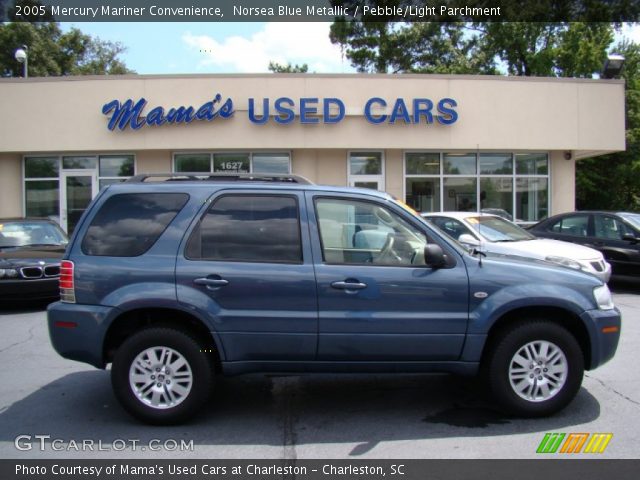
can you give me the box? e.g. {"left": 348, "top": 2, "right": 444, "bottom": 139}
{"left": 125, "top": 173, "right": 313, "bottom": 185}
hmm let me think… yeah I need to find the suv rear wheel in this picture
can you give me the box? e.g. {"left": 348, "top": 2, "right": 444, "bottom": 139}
{"left": 111, "top": 327, "right": 214, "bottom": 424}
{"left": 486, "top": 320, "right": 584, "bottom": 417}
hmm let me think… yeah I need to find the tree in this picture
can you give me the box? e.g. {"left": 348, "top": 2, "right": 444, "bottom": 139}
{"left": 268, "top": 61, "right": 309, "bottom": 73}
{"left": 330, "top": 18, "right": 495, "bottom": 74}
{"left": 477, "top": 23, "right": 613, "bottom": 77}
{"left": 576, "top": 40, "right": 640, "bottom": 211}
{"left": 0, "top": 21, "right": 133, "bottom": 77}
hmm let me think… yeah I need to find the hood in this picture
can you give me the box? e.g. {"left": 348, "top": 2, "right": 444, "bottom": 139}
{"left": 482, "top": 238, "right": 602, "bottom": 261}
{"left": 0, "top": 244, "right": 65, "bottom": 265}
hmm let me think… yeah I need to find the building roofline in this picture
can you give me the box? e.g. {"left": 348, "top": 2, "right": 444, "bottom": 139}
{"left": 0, "top": 73, "right": 625, "bottom": 85}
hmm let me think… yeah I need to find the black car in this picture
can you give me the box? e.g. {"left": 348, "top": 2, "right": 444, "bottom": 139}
{"left": 530, "top": 211, "right": 640, "bottom": 278}
{"left": 0, "top": 218, "right": 68, "bottom": 303}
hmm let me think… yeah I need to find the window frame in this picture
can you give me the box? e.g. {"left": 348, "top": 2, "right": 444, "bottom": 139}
{"left": 80, "top": 192, "right": 189, "bottom": 257}
{"left": 172, "top": 151, "right": 292, "bottom": 175}
{"left": 184, "top": 193, "right": 304, "bottom": 265}
{"left": 312, "top": 195, "right": 449, "bottom": 268}
{"left": 403, "top": 151, "right": 550, "bottom": 222}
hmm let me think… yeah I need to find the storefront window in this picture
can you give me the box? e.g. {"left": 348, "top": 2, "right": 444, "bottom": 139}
{"left": 349, "top": 152, "right": 382, "bottom": 175}
{"left": 481, "top": 178, "right": 513, "bottom": 216}
{"left": 405, "top": 152, "right": 548, "bottom": 220}
{"left": 479, "top": 153, "right": 513, "bottom": 175}
{"left": 25, "top": 157, "right": 59, "bottom": 178}
{"left": 444, "top": 153, "right": 476, "bottom": 175}
{"left": 25, "top": 180, "right": 59, "bottom": 218}
{"left": 213, "top": 153, "right": 250, "bottom": 173}
{"left": 516, "top": 177, "right": 548, "bottom": 222}
{"left": 99, "top": 155, "right": 134, "bottom": 177}
{"left": 406, "top": 178, "right": 440, "bottom": 212}
{"left": 62, "top": 156, "right": 97, "bottom": 170}
{"left": 252, "top": 153, "right": 290, "bottom": 174}
{"left": 174, "top": 154, "right": 211, "bottom": 172}
{"left": 516, "top": 153, "right": 548, "bottom": 175}
{"left": 444, "top": 177, "right": 477, "bottom": 211}
{"left": 406, "top": 152, "right": 440, "bottom": 175}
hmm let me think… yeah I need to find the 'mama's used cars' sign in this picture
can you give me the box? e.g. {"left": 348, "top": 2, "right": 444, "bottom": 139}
{"left": 102, "top": 94, "right": 458, "bottom": 131}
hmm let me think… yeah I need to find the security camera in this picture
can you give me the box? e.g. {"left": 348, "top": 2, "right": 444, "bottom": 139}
{"left": 564, "top": 151, "right": 572, "bottom": 161}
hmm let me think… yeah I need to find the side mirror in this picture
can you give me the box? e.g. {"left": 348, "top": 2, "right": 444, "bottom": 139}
{"left": 622, "top": 233, "right": 639, "bottom": 244}
{"left": 424, "top": 244, "right": 446, "bottom": 268}
{"left": 458, "top": 233, "right": 480, "bottom": 247}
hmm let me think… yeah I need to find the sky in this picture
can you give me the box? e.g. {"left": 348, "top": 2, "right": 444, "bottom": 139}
{"left": 60, "top": 22, "right": 640, "bottom": 75}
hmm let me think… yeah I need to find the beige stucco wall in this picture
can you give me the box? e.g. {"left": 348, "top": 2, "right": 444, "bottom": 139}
{"left": 0, "top": 154, "right": 22, "bottom": 218}
{"left": 550, "top": 150, "right": 576, "bottom": 215}
{"left": 0, "top": 74, "right": 625, "bottom": 155}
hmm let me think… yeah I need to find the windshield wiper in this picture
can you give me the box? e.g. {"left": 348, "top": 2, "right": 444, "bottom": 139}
{"left": 493, "top": 239, "right": 517, "bottom": 242}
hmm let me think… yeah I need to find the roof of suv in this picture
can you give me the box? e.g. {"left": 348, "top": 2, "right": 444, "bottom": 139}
{"left": 112, "top": 173, "right": 394, "bottom": 201}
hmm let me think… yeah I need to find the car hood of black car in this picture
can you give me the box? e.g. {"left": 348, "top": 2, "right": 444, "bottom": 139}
{"left": 0, "top": 245, "right": 65, "bottom": 265}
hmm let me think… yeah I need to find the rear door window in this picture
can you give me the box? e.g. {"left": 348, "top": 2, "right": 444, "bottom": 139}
{"left": 549, "top": 214, "right": 590, "bottom": 237}
{"left": 81, "top": 193, "right": 189, "bottom": 256}
{"left": 186, "top": 195, "right": 302, "bottom": 263}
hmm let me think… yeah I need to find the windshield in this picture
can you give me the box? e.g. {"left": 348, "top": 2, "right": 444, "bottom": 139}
{"left": 467, "top": 216, "right": 537, "bottom": 242}
{"left": 0, "top": 221, "right": 67, "bottom": 248}
{"left": 620, "top": 213, "right": 640, "bottom": 232}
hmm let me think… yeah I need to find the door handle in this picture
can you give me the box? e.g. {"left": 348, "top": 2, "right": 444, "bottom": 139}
{"left": 194, "top": 277, "right": 229, "bottom": 289}
{"left": 331, "top": 280, "right": 367, "bottom": 291}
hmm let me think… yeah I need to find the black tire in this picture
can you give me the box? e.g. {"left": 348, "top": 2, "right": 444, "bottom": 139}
{"left": 111, "top": 327, "right": 215, "bottom": 425}
{"left": 485, "top": 320, "right": 584, "bottom": 417}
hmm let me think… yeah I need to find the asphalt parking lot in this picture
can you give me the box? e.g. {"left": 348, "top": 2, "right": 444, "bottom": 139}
{"left": 0, "top": 281, "right": 638, "bottom": 460}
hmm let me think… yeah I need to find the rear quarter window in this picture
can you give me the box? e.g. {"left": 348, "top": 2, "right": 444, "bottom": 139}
{"left": 81, "top": 193, "right": 189, "bottom": 257}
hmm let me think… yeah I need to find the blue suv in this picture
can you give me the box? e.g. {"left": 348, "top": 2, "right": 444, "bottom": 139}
{"left": 48, "top": 174, "right": 621, "bottom": 424}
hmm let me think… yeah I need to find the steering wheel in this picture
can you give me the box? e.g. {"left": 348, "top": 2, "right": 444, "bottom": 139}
{"left": 376, "top": 233, "right": 399, "bottom": 264}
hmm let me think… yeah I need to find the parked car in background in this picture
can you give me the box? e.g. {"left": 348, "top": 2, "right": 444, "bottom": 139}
{"left": 423, "top": 212, "right": 611, "bottom": 282}
{"left": 530, "top": 211, "right": 640, "bottom": 278}
{"left": 0, "top": 218, "right": 68, "bottom": 303}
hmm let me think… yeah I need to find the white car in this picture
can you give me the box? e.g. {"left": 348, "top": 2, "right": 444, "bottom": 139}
{"left": 423, "top": 212, "right": 612, "bottom": 282}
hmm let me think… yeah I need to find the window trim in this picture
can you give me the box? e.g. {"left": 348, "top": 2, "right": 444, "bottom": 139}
{"left": 172, "top": 151, "right": 293, "bottom": 175}
{"left": 22, "top": 153, "right": 137, "bottom": 219}
{"left": 312, "top": 195, "right": 455, "bottom": 268}
{"left": 184, "top": 193, "right": 304, "bottom": 265}
{"left": 80, "top": 192, "right": 189, "bottom": 257}
{"left": 402, "top": 150, "right": 551, "bottom": 222}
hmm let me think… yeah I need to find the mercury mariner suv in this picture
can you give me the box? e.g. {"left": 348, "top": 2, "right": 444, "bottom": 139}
{"left": 48, "top": 173, "right": 621, "bottom": 424}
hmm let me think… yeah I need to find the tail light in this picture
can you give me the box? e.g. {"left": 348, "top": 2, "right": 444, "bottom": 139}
{"left": 59, "top": 260, "right": 75, "bottom": 303}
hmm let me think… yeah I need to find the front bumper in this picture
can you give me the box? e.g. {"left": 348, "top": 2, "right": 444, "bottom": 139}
{"left": 0, "top": 277, "right": 59, "bottom": 302}
{"left": 47, "top": 301, "right": 117, "bottom": 368}
{"left": 581, "top": 307, "right": 621, "bottom": 370}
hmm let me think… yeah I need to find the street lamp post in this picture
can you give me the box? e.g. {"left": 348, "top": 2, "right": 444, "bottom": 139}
{"left": 14, "top": 45, "right": 28, "bottom": 78}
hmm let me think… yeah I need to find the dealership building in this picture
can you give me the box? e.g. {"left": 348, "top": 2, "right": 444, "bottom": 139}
{"left": 0, "top": 73, "right": 625, "bottom": 233}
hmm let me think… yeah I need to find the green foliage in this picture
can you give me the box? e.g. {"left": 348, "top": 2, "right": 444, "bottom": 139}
{"left": 268, "top": 61, "right": 309, "bottom": 73}
{"left": 0, "top": 22, "right": 133, "bottom": 77}
{"left": 576, "top": 40, "right": 640, "bottom": 211}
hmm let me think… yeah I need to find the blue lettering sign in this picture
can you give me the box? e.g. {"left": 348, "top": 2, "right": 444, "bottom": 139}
{"left": 324, "top": 98, "right": 345, "bottom": 124}
{"left": 436, "top": 98, "right": 458, "bottom": 125}
{"left": 102, "top": 94, "right": 234, "bottom": 131}
{"left": 300, "top": 98, "right": 319, "bottom": 124}
{"left": 364, "top": 97, "right": 387, "bottom": 124}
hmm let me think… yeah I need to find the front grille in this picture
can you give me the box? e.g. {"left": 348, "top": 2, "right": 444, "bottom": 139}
{"left": 590, "top": 261, "right": 604, "bottom": 272}
{"left": 18, "top": 264, "right": 61, "bottom": 279}
{"left": 44, "top": 265, "right": 60, "bottom": 277}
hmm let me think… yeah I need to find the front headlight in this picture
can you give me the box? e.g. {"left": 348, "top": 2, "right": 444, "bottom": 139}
{"left": 594, "top": 285, "right": 615, "bottom": 310}
{"left": 545, "top": 256, "right": 582, "bottom": 270}
{"left": 0, "top": 268, "right": 18, "bottom": 279}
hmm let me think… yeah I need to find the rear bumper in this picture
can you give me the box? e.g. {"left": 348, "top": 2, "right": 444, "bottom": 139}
{"left": 581, "top": 307, "right": 621, "bottom": 370}
{"left": 0, "top": 278, "right": 59, "bottom": 302}
{"left": 47, "top": 301, "right": 117, "bottom": 368}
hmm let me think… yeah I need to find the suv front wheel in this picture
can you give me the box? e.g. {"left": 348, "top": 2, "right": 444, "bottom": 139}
{"left": 111, "top": 327, "right": 214, "bottom": 424}
{"left": 486, "top": 320, "right": 584, "bottom": 417}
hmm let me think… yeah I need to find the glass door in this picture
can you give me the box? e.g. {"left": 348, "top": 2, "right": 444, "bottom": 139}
{"left": 348, "top": 151, "right": 385, "bottom": 191}
{"left": 60, "top": 170, "right": 98, "bottom": 234}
